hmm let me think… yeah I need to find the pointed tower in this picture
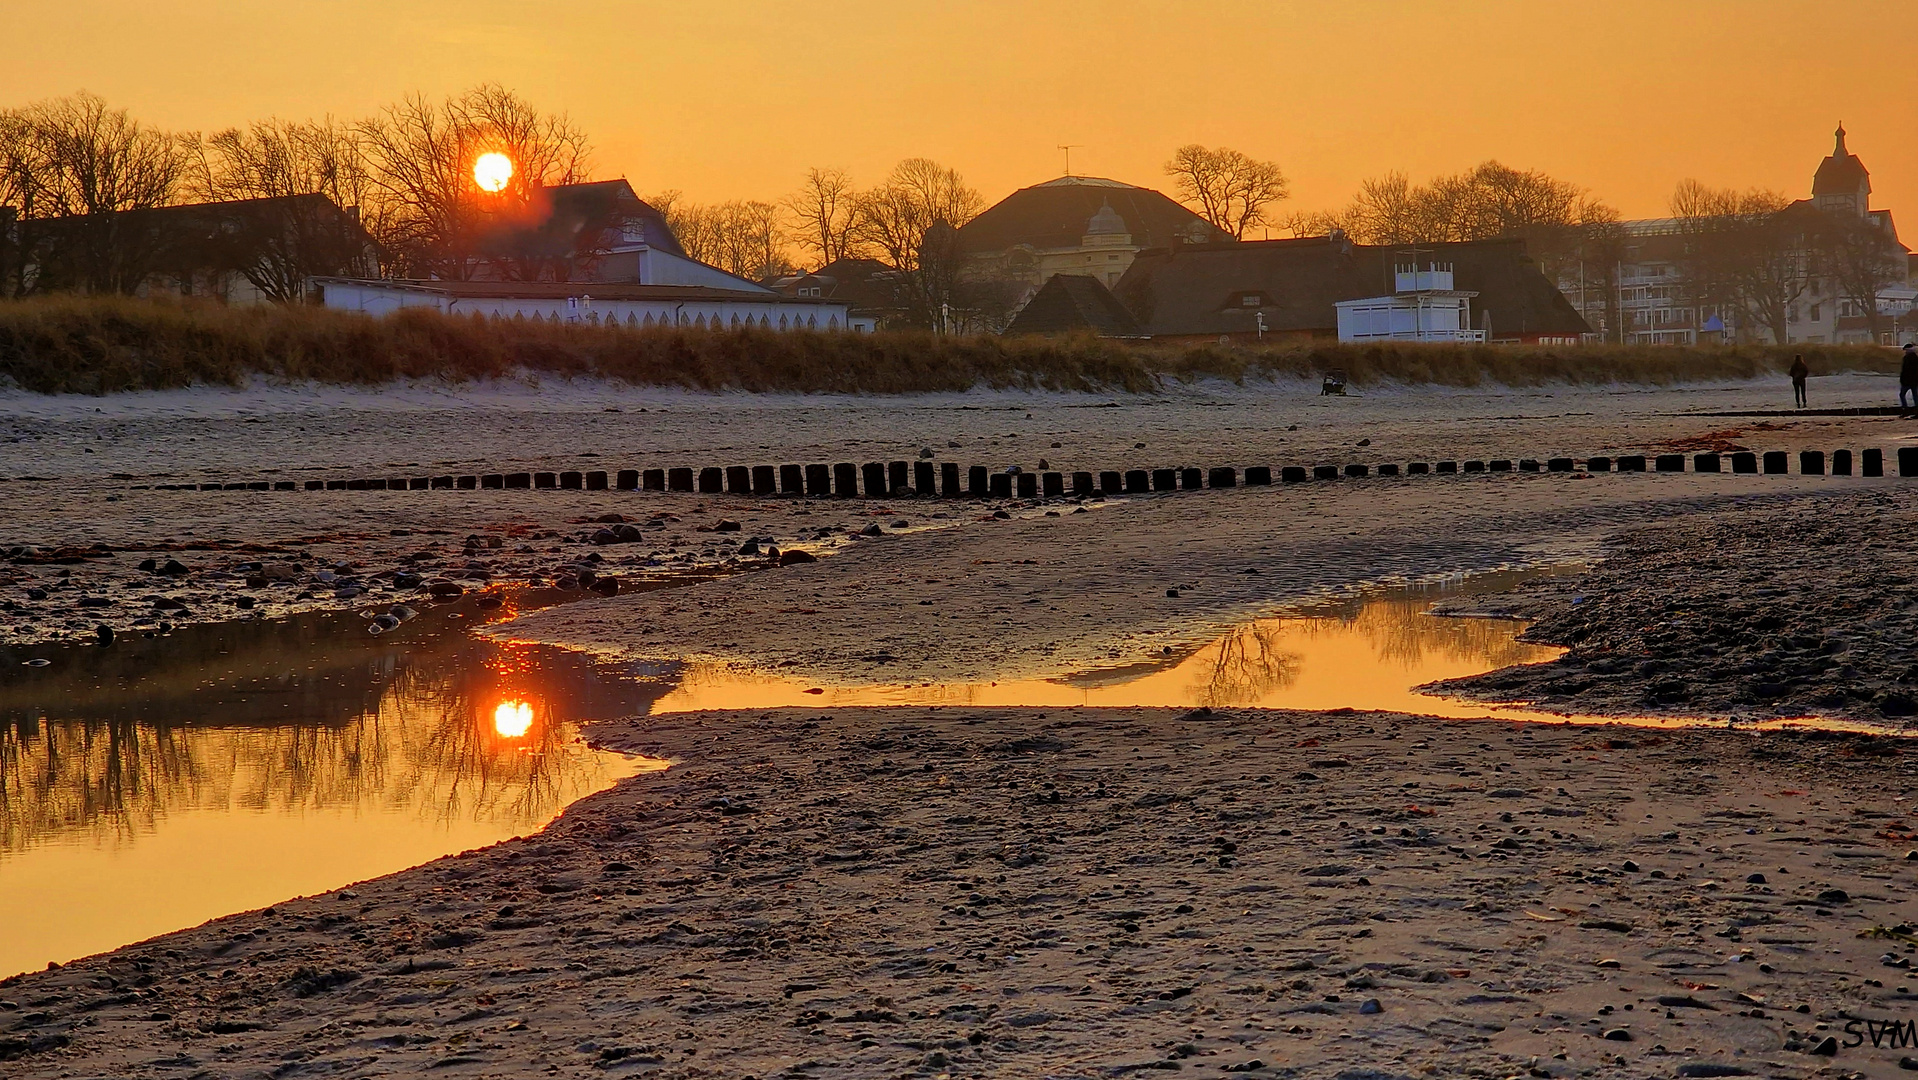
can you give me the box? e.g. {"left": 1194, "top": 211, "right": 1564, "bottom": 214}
{"left": 1812, "top": 123, "right": 1871, "bottom": 217}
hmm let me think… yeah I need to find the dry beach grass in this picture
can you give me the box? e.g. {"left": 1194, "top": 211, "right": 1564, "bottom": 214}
{"left": 0, "top": 295, "right": 1898, "bottom": 396}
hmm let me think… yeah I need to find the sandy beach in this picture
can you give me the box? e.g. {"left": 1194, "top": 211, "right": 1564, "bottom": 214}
{"left": 6, "top": 374, "right": 1918, "bottom": 1078}
{"left": 6, "top": 706, "right": 1917, "bottom": 1079}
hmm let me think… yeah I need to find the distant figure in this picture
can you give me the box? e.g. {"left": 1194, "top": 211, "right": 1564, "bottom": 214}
{"left": 1902, "top": 344, "right": 1918, "bottom": 410}
{"left": 1789, "top": 355, "right": 1809, "bottom": 408}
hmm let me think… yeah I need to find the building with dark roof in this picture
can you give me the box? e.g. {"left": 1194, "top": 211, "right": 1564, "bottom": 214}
{"left": 1003, "top": 274, "right": 1144, "bottom": 337}
{"left": 1813, "top": 124, "right": 1872, "bottom": 217}
{"left": 956, "top": 176, "right": 1228, "bottom": 302}
{"left": 466, "top": 179, "right": 762, "bottom": 291}
{"left": 763, "top": 257, "right": 912, "bottom": 327}
{"left": 12, "top": 193, "right": 378, "bottom": 302}
{"left": 1100, "top": 235, "right": 1587, "bottom": 344}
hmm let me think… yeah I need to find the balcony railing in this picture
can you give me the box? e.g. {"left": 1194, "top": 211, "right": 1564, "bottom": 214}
{"left": 1343, "top": 328, "right": 1488, "bottom": 344}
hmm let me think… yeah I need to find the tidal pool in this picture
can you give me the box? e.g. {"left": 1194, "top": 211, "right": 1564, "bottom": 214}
{"left": 0, "top": 594, "right": 664, "bottom": 978}
{"left": 652, "top": 569, "right": 1579, "bottom": 717}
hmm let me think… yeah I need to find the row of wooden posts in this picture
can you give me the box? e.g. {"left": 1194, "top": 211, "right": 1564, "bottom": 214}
{"left": 140, "top": 447, "right": 1918, "bottom": 496}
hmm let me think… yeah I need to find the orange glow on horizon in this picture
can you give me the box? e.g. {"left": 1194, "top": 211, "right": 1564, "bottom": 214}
{"left": 3, "top": 2, "right": 1914, "bottom": 222}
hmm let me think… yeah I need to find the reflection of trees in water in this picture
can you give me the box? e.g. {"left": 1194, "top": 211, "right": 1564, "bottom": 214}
{"left": 1292, "top": 596, "right": 1545, "bottom": 672}
{"left": 1182, "top": 594, "right": 1545, "bottom": 708}
{"left": 0, "top": 642, "right": 622, "bottom": 858}
{"left": 1184, "top": 621, "right": 1302, "bottom": 708}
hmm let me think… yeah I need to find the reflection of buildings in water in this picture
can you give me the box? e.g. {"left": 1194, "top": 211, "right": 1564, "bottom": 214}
{"left": 0, "top": 609, "right": 669, "bottom": 858}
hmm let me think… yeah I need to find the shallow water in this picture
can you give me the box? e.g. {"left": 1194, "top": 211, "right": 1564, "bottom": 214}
{"left": 651, "top": 569, "right": 1586, "bottom": 717}
{"left": 648, "top": 570, "right": 1902, "bottom": 735}
{"left": 0, "top": 595, "right": 664, "bottom": 978}
{"left": 3, "top": 566, "right": 1886, "bottom": 976}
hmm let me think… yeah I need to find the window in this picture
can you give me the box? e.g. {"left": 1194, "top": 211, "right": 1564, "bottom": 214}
{"left": 1238, "top": 292, "right": 1264, "bottom": 308}
{"left": 1810, "top": 303, "right": 1821, "bottom": 322}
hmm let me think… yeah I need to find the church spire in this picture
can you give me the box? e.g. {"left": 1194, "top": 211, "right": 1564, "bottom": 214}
{"left": 1835, "top": 122, "right": 1849, "bottom": 157}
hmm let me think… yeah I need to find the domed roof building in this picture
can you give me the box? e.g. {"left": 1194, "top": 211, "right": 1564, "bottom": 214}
{"left": 955, "top": 176, "right": 1229, "bottom": 308}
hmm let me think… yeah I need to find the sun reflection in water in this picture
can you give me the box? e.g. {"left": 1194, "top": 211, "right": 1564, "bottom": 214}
{"left": 493, "top": 700, "right": 534, "bottom": 738}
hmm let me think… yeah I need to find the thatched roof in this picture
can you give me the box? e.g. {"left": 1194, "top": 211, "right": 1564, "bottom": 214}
{"left": 1004, "top": 274, "right": 1145, "bottom": 337}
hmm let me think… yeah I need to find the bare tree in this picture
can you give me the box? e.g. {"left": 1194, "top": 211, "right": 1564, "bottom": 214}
{"left": 707, "top": 200, "right": 793, "bottom": 280}
{"left": 1, "top": 92, "right": 191, "bottom": 293}
{"left": 1819, "top": 212, "right": 1906, "bottom": 341}
{"left": 1163, "top": 144, "right": 1288, "bottom": 240}
{"left": 1671, "top": 181, "right": 1806, "bottom": 345}
{"left": 357, "top": 85, "right": 591, "bottom": 278}
{"left": 786, "top": 167, "right": 862, "bottom": 269}
{"left": 1331, "top": 171, "right": 1423, "bottom": 244}
{"left": 186, "top": 117, "right": 381, "bottom": 299}
{"left": 851, "top": 158, "right": 982, "bottom": 330}
{"left": 1329, "top": 161, "right": 1611, "bottom": 276}
{"left": 649, "top": 194, "right": 795, "bottom": 280}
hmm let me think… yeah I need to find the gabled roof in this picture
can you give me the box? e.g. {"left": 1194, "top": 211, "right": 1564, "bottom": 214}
{"left": 956, "top": 176, "right": 1228, "bottom": 255}
{"left": 473, "top": 179, "right": 684, "bottom": 260}
{"left": 1112, "top": 236, "right": 1590, "bottom": 339}
{"left": 1813, "top": 125, "right": 1871, "bottom": 197}
{"left": 1004, "top": 274, "right": 1144, "bottom": 337}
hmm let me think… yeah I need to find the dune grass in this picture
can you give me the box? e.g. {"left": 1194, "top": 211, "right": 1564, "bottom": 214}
{"left": 0, "top": 294, "right": 1897, "bottom": 396}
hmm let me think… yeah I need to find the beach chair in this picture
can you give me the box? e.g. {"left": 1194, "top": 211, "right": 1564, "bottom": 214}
{"left": 1320, "top": 370, "right": 1347, "bottom": 396}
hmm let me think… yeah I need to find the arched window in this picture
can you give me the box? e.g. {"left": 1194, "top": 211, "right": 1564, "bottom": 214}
{"left": 730, "top": 313, "right": 742, "bottom": 327}
{"left": 627, "top": 312, "right": 638, "bottom": 327}
{"left": 643, "top": 311, "right": 655, "bottom": 326}
{"left": 778, "top": 313, "right": 788, "bottom": 329}
{"left": 828, "top": 315, "right": 839, "bottom": 329}
{"left": 694, "top": 313, "right": 707, "bottom": 329}
{"left": 806, "top": 314, "right": 817, "bottom": 329}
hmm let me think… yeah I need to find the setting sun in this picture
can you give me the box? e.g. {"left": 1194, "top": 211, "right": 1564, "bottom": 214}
{"left": 491, "top": 700, "right": 533, "bottom": 738}
{"left": 473, "top": 151, "right": 513, "bottom": 193}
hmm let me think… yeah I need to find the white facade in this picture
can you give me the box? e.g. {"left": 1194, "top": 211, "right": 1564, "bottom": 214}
{"left": 1335, "top": 265, "right": 1487, "bottom": 343}
{"left": 312, "top": 278, "right": 875, "bottom": 333}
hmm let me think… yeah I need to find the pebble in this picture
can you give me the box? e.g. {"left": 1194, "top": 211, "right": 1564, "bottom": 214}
{"left": 1602, "top": 1028, "right": 1632, "bottom": 1042}
{"left": 1358, "top": 999, "right": 1381, "bottom": 1014}
{"left": 1745, "top": 872, "right": 1766, "bottom": 884}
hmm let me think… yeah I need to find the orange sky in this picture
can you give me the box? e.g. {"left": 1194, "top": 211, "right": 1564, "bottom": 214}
{"left": 7, "top": 1, "right": 1915, "bottom": 225}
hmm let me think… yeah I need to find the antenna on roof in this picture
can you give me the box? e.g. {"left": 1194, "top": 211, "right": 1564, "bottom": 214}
{"left": 1057, "top": 145, "right": 1081, "bottom": 178}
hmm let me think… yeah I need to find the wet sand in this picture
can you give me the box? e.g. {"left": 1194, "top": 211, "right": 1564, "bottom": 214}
{"left": 9, "top": 377, "right": 1918, "bottom": 1077}
{"left": 1435, "top": 487, "right": 1918, "bottom": 726}
{"left": 6, "top": 706, "right": 1917, "bottom": 1079}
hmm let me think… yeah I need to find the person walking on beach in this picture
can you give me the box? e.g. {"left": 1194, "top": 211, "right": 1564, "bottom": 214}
{"left": 1902, "top": 344, "right": 1918, "bottom": 410}
{"left": 1789, "top": 354, "right": 1809, "bottom": 408}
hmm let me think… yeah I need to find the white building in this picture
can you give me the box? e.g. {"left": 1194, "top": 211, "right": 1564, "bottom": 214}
{"left": 1335, "top": 264, "right": 1487, "bottom": 343}
{"left": 1562, "top": 126, "right": 1911, "bottom": 345}
{"left": 312, "top": 278, "right": 872, "bottom": 332}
